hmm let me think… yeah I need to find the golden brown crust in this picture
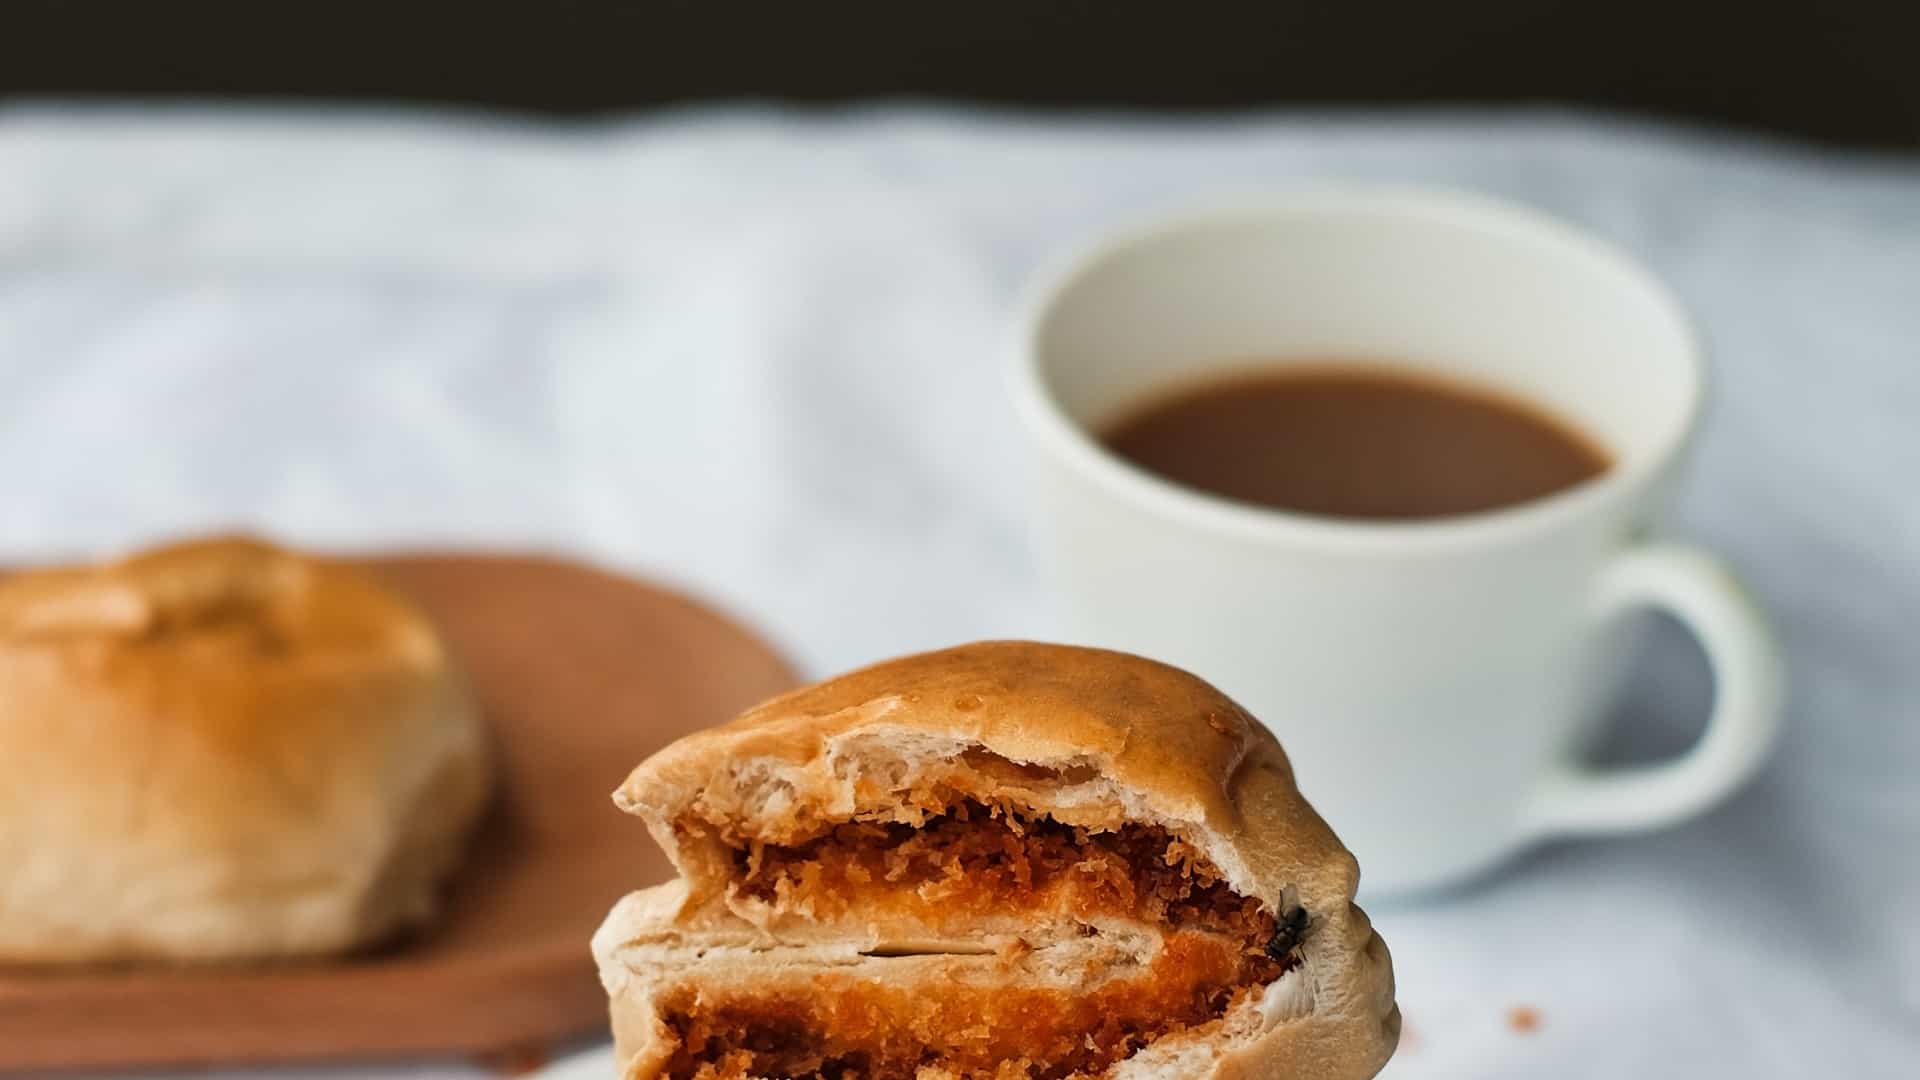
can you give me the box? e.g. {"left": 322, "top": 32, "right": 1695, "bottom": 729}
{"left": 621, "top": 640, "right": 1280, "bottom": 835}
{"left": 597, "top": 642, "right": 1397, "bottom": 1079}
{"left": 0, "top": 535, "right": 492, "bottom": 963}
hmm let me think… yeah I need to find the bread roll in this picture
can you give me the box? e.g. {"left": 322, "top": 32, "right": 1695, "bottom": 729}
{"left": 0, "top": 536, "right": 491, "bottom": 963}
{"left": 593, "top": 641, "right": 1397, "bottom": 1079}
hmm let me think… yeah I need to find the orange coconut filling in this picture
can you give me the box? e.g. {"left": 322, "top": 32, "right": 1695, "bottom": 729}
{"left": 658, "top": 802, "right": 1305, "bottom": 1079}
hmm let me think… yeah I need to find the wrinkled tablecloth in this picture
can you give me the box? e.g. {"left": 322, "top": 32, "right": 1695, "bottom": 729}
{"left": 1, "top": 104, "right": 1916, "bottom": 1079}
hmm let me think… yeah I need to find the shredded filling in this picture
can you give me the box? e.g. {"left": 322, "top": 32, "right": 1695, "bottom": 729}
{"left": 664, "top": 800, "right": 1304, "bottom": 1080}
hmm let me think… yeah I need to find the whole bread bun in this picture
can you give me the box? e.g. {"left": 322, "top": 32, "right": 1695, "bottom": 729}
{"left": 0, "top": 536, "right": 491, "bottom": 964}
{"left": 593, "top": 641, "right": 1398, "bottom": 1080}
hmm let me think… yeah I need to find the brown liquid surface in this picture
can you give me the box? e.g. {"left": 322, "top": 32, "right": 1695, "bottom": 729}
{"left": 1102, "top": 364, "right": 1610, "bottom": 520}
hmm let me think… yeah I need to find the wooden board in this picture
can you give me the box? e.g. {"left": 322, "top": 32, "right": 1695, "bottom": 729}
{"left": 0, "top": 553, "right": 799, "bottom": 1074}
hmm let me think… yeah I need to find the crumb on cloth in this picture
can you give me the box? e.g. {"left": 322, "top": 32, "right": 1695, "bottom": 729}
{"left": 1507, "top": 1005, "right": 1542, "bottom": 1034}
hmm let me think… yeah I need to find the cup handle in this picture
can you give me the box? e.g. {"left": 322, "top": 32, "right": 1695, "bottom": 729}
{"left": 1526, "top": 545, "right": 1784, "bottom": 837}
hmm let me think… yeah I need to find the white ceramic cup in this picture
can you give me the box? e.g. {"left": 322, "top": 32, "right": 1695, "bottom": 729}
{"left": 1011, "top": 191, "right": 1784, "bottom": 896}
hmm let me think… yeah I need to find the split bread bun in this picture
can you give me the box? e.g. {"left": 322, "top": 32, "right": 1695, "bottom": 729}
{"left": 593, "top": 641, "right": 1398, "bottom": 1079}
{"left": 0, "top": 536, "right": 491, "bottom": 963}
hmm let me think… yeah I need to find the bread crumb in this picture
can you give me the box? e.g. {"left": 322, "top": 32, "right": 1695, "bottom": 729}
{"left": 1507, "top": 1005, "right": 1542, "bottom": 1034}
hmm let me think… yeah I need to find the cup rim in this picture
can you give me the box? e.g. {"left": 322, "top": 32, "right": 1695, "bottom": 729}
{"left": 1009, "top": 188, "right": 1705, "bottom": 553}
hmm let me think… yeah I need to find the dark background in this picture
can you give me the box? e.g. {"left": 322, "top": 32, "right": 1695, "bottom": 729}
{"left": 6, "top": 1, "right": 1918, "bottom": 149}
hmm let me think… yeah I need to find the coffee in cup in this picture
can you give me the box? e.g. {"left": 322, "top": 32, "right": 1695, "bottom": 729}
{"left": 1012, "top": 192, "right": 1783, "bottom": 895}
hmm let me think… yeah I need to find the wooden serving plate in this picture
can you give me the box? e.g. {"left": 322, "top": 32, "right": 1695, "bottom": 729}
{"left": 0, "top": 553, "right": 799, "bottom": 1074}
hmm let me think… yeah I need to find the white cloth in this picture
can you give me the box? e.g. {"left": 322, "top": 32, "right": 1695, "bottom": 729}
{"left": 1, "top": 104, "right": 1915, "bottom": 1080}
